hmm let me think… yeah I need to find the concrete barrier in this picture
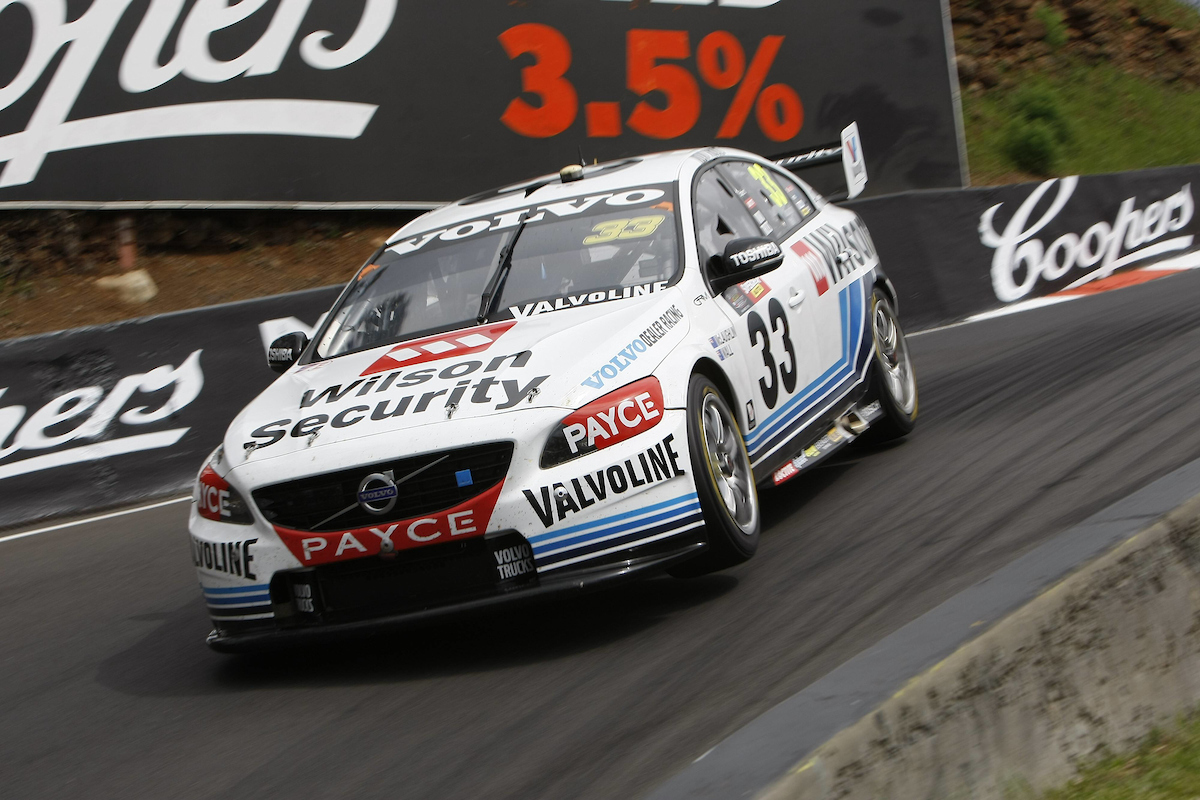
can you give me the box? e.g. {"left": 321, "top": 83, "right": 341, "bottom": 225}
{"left": 761, "top": 493, "right": 1200, "bottom": 800}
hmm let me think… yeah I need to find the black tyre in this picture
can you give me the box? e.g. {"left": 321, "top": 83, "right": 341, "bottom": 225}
{"left": 672, "top": 375, "right": 760, "bottom": 577}
{"left": 863, "top": 288, "right": 918, "bottom": 442}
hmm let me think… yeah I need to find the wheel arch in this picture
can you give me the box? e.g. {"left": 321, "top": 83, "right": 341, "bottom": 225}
{"left": 872, "top": 269, "right": 900, "bottom": 317}
{"left": 691, "top": 357, "right": 740, "bottom": 420}
{"left": 674, "top": 356, "right": 761, "bottom": 575}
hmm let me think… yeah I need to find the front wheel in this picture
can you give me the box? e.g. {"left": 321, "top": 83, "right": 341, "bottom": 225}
{"left": 864, "top": 288, "right": 918, "bottom": 442}
{"left": 672, "top": 375, "right": 760, "bottom": 577}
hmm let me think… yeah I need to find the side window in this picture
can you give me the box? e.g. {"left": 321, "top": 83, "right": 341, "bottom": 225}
{"left": 771, "top": 167, "right": 817, "bottom": 222}
{"left": 693, "top": 169, "right": 760, "bottom": 269}
{"left": 719, "top": 161, "right": 815, "bottom": 240}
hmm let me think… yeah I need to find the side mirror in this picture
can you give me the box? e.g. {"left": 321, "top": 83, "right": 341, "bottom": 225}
{"left": 268, "top": 332, "right": 309, "bottom": 374}
{"left": 710, "top": 237, "right": 785, "bottom": 294}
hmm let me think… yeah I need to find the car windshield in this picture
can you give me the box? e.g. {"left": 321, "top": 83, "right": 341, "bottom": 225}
{"left": 316, "top": 185, "right": 679, "bottom": 359}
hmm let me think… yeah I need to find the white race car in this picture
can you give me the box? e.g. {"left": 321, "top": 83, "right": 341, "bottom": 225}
{"left": 190, "top": 127, "right": 917, "bottom": 651}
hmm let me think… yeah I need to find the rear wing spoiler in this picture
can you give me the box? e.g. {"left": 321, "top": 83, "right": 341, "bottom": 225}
{"left": 771, "top": 122, "right": 868, "bottom": 201}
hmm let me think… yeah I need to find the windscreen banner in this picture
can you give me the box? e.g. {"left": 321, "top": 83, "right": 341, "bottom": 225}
{"left": 0, "top": 0, "right": 965, "bottom": 207}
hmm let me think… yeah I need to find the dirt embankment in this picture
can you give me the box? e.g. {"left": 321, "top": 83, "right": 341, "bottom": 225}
{"left": 951, "top": 0, "right": 1200, "bottom": 90}
{"left": 0, "top": 210, "right": 411, "bottom": 340}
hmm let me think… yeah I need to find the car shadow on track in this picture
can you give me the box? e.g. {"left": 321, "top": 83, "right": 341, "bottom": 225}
{"left": 95, "top": 572, "right": 739, "bottom": 697}
{"left": 759, "top": 462, "right": 851, "bottom": 531}
{"left": 757, "top": 439, "right": 905, "bottom": 532}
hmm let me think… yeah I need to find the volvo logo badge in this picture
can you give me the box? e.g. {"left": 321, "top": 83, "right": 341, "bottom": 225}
{"left": 357, "top": 471, "right": 398, "bottom": 515}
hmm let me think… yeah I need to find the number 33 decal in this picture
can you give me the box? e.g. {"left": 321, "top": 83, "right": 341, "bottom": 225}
{"left": 747, "top": 298, "right": 797, "bottom": 410}
{"left": 583, "top": 215, "right": 666, "bottom": 245}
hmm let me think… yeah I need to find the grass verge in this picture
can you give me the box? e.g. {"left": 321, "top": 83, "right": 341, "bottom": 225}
{"left": 1043, "top": 713, "right": 1200, "bottom": 799}
{"left": 964, "top": 60, "right": 1200, "bottom": 185}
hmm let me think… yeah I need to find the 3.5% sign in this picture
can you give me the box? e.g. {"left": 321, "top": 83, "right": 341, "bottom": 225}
{"left": 499, "top": 24, "right": 803, "bottom": 142}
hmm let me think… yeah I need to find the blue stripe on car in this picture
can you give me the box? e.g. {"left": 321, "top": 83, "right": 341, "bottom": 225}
{"left": 745, "top": 280, "right": 868, "bottom": 458}
{"left": 527, "top": 493, "right": 697, "bottom": 546}
{"left": 206, "top": 594, "right": 271, "bottom": 606}
{"left": 537, "top": 513, "right": 705, "bottom": 569}
{"left": 528, "top": 493, "right": 701, "bottom": 563}
{"left": 203, "top": 584, "right": 269, "bottom": 595}
{"left": 534, "top": 499, "right": 701, "bottom": 558}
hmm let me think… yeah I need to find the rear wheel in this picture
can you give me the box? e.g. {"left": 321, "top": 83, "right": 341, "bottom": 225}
{"left": 672, "top": 375, "right": 759, "bottom": 577}
{"left": 864, "top": 288, "right": 918, "bottom": 441}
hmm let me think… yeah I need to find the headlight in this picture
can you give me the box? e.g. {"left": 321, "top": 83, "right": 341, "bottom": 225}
{"left": 541, "top": 377, "right": 666, "bottom": 468}
{"left": 195, "top": 446, "right": 254, "bottom": 525}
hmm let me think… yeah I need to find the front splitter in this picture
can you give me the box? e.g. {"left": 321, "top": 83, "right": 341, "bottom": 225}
{"left": 206, "top": 541, "right": 706, "bottom": 653}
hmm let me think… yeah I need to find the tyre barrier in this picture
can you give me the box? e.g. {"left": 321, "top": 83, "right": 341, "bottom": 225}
{"left": 2, "top": 165, "right": 1199, "bottom": 530}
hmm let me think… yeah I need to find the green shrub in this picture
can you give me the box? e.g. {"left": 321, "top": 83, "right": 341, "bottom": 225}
{"left": 1000, "top": 84, "right": 1073, "bottom": 175}
{"left": 1035, "top": 3, "right": 1069, "bottom": 49}
{"left": 1003, "top": 118, "right": 1060, "bottom": 175}
{"left": 1012, "top": 85, "right": 1072, "bottom": 144}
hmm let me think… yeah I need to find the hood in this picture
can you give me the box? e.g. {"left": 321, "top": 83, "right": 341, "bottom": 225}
{"left": 225, "top": 289, "right": 690, "bottom": 468}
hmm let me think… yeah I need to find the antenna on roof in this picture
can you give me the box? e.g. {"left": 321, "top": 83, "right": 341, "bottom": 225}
{"left": 577, "top": 145, "right": 586, "bottom": 168}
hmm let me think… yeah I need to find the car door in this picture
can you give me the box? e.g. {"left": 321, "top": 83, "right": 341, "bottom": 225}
{"left": 771, "top": 168, "right": 876, "bottom": 388}
{"left": 693, "top": 163, "right": 818, "bottom": 463}
{"left": 714, "top": 160, "right": 854, "bottom": 464}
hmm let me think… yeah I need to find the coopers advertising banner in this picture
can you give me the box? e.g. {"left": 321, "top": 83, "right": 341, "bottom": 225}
{"left": 0, "top": 0, "right": 965, "bottom": 207}
{"left": 849, "top": 165, "right": 1200, "bottom": 329}
{"left": 0, "top": 286, "right": 339, "bottom": 530}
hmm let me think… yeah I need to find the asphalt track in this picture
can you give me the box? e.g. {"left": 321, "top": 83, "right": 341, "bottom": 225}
{"left": 6, "top": 270, "right": 1200, "bottom": 800}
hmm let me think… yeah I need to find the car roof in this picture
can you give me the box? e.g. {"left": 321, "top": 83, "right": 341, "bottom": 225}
{"left": 386, "top": 148, "right": 734, "bottom": 244}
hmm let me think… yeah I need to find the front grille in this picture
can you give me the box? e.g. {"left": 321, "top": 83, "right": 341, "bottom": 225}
{"left": 314, "top": 539, "right": 496, "bottom": 618}
{"left": 253, "top": 441, "right": 514, "bottom": 532}
{"left": 269, "top": 530, "right": 538, "bottom": 625}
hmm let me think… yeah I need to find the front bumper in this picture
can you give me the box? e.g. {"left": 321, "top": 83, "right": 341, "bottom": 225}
{"left": 205, "top": 537, "right": 705, "bottom": 653}
{"left": 192, "top": 408, "right": 704, "bottom": 651}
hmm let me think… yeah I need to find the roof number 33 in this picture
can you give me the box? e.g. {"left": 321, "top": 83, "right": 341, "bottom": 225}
{"left": 748, "top": 299, "right": 797, "bottom": 410}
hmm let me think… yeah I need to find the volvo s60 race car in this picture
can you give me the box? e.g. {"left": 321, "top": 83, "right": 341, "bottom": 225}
{"left": 190, "top": 126, "right": 918, "bottom": 651}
